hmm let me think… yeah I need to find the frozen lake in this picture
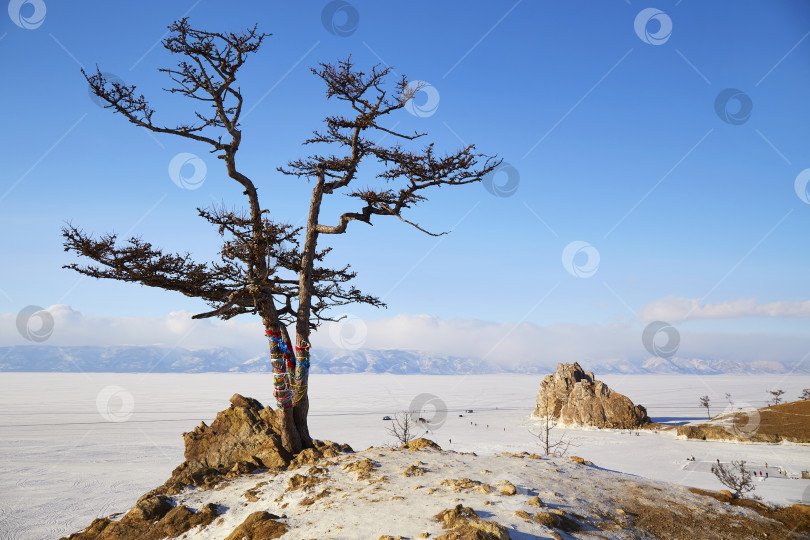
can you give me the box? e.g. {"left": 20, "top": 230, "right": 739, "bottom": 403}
{"left": 1, "top": 372, "right": 809, "bottom": 539}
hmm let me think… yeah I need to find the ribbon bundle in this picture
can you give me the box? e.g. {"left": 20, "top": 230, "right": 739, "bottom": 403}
{"left": 267, "top": 331, "right": 295, "bottom": 371}
{"left": 266, "top": 331, "right": 313, "bottom": 409}
{"left": 266, "top": 330, "right": 293, "bottom": 409}
{"left": 295, "top": 344, "right": 311, "bottom": 369}
{"left": 291, "top": 345, "right": 310, "bottom": 405}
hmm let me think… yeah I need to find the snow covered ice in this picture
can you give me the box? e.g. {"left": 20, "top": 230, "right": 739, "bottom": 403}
{"left": 1, "top": 372, "right": 809, "bottom": 539}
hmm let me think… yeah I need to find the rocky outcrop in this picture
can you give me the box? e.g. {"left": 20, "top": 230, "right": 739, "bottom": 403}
{"left": 677, "top": 400, "right": 810, "bottom": 443}
{"left": 533, "top": 363, "right": 651, "bottom": 429}
{"left": 61, "top": 394, "right": 352, "bottom": 540}
{"left": 150, "top": 393, "right": 285, "bottom": 494}
{"left": 61, "top": 499, "right": 219, "bottom": 540}
{"left": 434, "top": 504, "right": 511, "bottom": 540}
{"left": 224, "top": 511, "right": 288, "bottom": 540}
{"left": 400, "top": 437, "right": 442, "bottom": 451}
{"left": 157, "top": 393, "right": 352, "bottom": 494}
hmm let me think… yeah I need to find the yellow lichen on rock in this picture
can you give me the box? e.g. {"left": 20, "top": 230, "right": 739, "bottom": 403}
{"left": 399, "top": 438, "right": 442, "bottom": 451}
{"left": 342, "top": 458, "right": 380, "bottom": 480}
{"left": 434, "top": 504, "right": 510, "bottom": 540}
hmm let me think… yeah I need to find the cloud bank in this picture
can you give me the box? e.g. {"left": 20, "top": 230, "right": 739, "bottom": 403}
{"left": 638, "top": 297, "right": 810, "bottom": 324}
{"left": 2, "top": 304, "right": 809, "bottom": 369}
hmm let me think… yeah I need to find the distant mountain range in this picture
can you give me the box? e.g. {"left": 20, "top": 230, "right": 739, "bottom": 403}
{"left": 0, "top": 345, "right": 805, "bottom": 375}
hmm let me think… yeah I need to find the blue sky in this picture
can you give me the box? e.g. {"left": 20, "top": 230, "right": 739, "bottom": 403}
{"left": 1, "top": 1, "right": 809, "bottom": 365}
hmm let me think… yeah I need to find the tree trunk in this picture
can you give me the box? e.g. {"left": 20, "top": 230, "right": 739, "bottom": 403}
{"left": 266, "top": 322, "right": 301, "bottom": 454}
{"left": 290, "top": 172, "right": 326, "bottom": 450}
{"left": 292, "top": 336, "right": 313, "bottom": 448}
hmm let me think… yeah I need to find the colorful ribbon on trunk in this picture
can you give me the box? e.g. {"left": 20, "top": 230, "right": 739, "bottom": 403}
{"left": 291, "top": 345, "right": 310, "bottom": 405}
{"left": 266, "top": 330, "right": 293, "bottom": 409}
{"left": 266, "top": 330, "right": 312, "bottom": 409}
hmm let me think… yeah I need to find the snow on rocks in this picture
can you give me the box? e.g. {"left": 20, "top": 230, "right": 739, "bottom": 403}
{"left": 57, "top": 394, "right": 810, "bottom": 539}
{"left": 63, "top": 436, "right": 810, "bottom": 539}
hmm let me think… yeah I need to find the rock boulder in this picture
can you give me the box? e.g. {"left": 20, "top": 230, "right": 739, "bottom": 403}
{"left": 533, "top": 362, "right": 651, "bottom": 429}
{"left": 61, "top": 394, "right": 353, "bottom": 540}
{"left": 159, "top": 393, "right": 351, "bottom": 494}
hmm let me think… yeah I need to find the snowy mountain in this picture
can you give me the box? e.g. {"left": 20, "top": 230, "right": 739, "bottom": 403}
{"left": 309, "top": 348, "right": 499, "bottom": 374}
{"left": 0, "top": 345, "right": 805, "bottom": 374}
{"left": 638, "top": 356, "right": 794, "bottom": 374}
{"left": 0, "top": 345, "right": 247, "bottom": 373}
{"left": 0, "top": 346, "right": 499, "bottom": 374}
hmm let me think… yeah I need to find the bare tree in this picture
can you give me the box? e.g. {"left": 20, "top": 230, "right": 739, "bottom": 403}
{"left": 699, "top": 395, "right": 711, "bottom": 419}
{"left": 724, "top": 392, "right": 733, "bottom": 407}
{"left": 386, "top": 412, "right": 422, "bottom": 446}
{"left": 800, "top": 389, "right": 810, "bottom": 401}
{"left": 768, "top": 389, "right": 785, "bottom": 406}
{"left": 65, "top": 19, "right": 499, "bottom": 455}
{"left": 711, "top": 459, "right": 756, "bottom": 498}
{"left": 530, "top": 395, "right": 574, "bottom": 457}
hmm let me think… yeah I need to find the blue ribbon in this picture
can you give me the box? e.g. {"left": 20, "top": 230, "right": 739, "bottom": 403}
{"left": 268, "top": 335, "right": 290, "bottom": 355}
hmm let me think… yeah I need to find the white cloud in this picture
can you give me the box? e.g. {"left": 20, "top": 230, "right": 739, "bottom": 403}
{"left": 0, "top": 304, "right": 264, "bottom": 353}
{"left": 311, "top": 315, "right": 638, "bottom": 368}
{"left": 638, "top": 297, "right": 810, "bottom": 324}
{"left": 2, "top": 305, "right": 809, "bottom": 369}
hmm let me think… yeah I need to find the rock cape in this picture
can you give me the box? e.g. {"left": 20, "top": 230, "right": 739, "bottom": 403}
{"left": 533, "top": 362, "right": 651, "bottom": 429}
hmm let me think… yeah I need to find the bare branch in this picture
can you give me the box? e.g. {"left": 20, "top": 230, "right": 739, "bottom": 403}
{"left": 711, "top": 460, "right": 757, "bottom": 498}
